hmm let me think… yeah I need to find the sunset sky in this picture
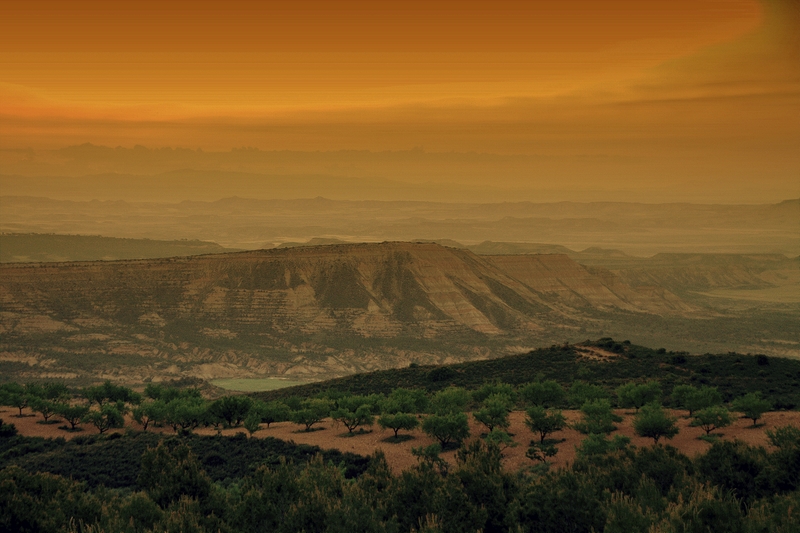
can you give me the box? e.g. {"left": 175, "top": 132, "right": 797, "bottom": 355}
{"left": 1, "top": 0, "right": 798, "bottom": 203}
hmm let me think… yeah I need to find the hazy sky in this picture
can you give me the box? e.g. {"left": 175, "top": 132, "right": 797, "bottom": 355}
{"left": 1, "top": 0, "right": 798, "bottom": 203}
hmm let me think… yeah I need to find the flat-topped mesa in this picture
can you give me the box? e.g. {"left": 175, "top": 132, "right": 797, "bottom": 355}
{"left": 1, "top": 242, "right": 691, "bottom": 341}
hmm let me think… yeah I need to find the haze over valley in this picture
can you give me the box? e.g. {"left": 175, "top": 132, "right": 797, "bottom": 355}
{"left": 0, "top": 0, "right": 798, "bottom": 389}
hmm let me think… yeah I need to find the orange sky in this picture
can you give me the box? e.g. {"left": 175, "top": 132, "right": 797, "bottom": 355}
{"left": 1, "top": 0, "right": 798, "bottom": 202}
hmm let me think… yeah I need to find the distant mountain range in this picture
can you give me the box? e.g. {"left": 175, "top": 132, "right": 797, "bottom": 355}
{"left": 2, "top": 196, "right": 797, "bottom": 255}
{"left": 0, "top": 234, "right": 237, "bottom": 263}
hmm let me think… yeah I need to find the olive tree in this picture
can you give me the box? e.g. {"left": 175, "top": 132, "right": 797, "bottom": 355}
{"left": 473, "top": 393, "right": 513, "bottom": 432}
{"left": 525, "top": 405, "right": 566, "bottom": 444}
{"left": 616, "top": 381, "right": 661, "bottom": 412}
{"left": 519, "top": 380, "right": 565, "bottom": 408}
{"left": 84, "top": 403, "right": 125, "bottom": 434}
{"left": 290, "top": 398, "right": 333, "bottom": 431}
{"left": 422, "top": 411, "right": 470, "bottom": 448}
{"left": 690, "top": 405, "right": 733, "bottom": 436}
{"left": 731, "top": 392, "right": 771, "bottom": 426}
{"left": 633, "top": 403, "right": 679, "bottom": 443}
{"left": 57, "top": 403, "right": 90, "bottom": 430}
{"left": 672, "top": 385, "right": 722, "bottom": 416}
{"left": 573, "top": 399, "right": 622, "bottom": 435}
{"left": 378, "top": 412, "right": 419, "bottom": 438}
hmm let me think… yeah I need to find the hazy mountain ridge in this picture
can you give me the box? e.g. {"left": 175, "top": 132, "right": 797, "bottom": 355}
{"left": 2, "top": 195, "right": 797, "bottom": 255}
{"left": 0, "top": 233, "right": 238, "bottom": 263}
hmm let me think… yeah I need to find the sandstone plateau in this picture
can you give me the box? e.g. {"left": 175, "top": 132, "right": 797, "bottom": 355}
{"left": 1, "top": 242, "right": 695, "bottom": 382}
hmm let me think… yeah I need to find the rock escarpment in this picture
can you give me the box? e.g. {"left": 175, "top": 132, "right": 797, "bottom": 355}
{"left": 0, "top": 242, "right": 693, "bottom": 380}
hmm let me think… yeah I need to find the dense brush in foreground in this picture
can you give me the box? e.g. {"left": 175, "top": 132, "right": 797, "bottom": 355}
{"left": 1, "top": 426, "right": 800, "bottom": 533}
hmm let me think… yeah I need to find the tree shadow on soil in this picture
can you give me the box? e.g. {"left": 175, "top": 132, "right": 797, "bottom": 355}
{"left": 382, "top": 434, "right": 415, "bottom": 444}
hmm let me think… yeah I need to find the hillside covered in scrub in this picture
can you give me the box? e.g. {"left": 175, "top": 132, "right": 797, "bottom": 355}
{"left": 254, "top": 339, "right": 800, "bottom": 410}
{"left": 2, "top": 338, "right": 800, "bottom": 532}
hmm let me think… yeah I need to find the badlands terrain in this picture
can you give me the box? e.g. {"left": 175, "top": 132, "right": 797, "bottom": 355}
{"left": 1, "top": 240, "right": 798, "bottom": 385}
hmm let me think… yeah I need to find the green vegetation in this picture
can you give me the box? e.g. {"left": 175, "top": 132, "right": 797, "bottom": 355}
{"left": 633, "top": 403, "right": 679, "bottom": 443}
{"left": 690, "top": 405, "right": 734, "bottom": 436}
{"left": 525, "top": 406, "right": 567, "bottom": 444}
{"left": 1, "top": 338, "right": 800, "bottom": 532}
{"left": 377, "top": 412, "right": 419, "bottom": 438}
{"left": 254, "top": 340, "right": 800, "bottom": 411}
{"left": 615, "top": 381, "right": 661, "bottom": 412}
{"left": 4, "top": 428, "right": 800, "bottom": 532}
{"left": 732, "top": 392, "right": 773, "bottom": 426}
{"left": 473, "top": 393, "right": 513, "bottom": 432}
{"left": 573, "top": 399, "right": 622, "bottom": 435}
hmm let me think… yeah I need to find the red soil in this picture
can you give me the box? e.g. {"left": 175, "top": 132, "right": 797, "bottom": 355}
{"left": 4, "top": 406, "right": 799, "bottom": 474}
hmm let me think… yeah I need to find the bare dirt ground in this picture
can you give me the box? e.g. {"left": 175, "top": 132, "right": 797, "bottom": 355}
{"left": 574, "top": 346, "right": 620, "bottom": 362}
{"left": 4, "top": 407, "right": 799, "bottom": 473}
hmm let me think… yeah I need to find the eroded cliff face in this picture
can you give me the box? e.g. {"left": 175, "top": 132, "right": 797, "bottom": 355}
{"left": 0, "top": 242, "right": 693, "bottom": 381}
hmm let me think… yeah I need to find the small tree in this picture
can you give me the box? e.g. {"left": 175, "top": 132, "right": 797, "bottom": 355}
{"left": 473, "top": 393, "right": 513, "bottom": 432}
{"left": 616, "top": 381, "right": 661, "bottom": 412}
{"left": 0, "top": 383, "right": 30, "bottom": 416}
{"left": 165, "top": 398, "right": 207, "bottom": 433}
{"left": 525, "top": 405, "right": 567, "bottom": 444}
{"left": 331, "top": 404, "right": 374, "bottom": 433}
{"left": 633, "top": 403, "right": 679, "bottom": 443}
{"left": 672, "top": 385, "right": 722, "bottom": 416}
{"left": 378, "top": 412, "right": 419, "bottom": 438}
{"left": 260, "top": 401, "right": 291, "bottom": 429}
{"left": 429, "top": 386, "right": 470, "bottom": 414}
{"left": 243, "top": 410, "right": 262, "bottom": 436}
{"left": 41, "top": 382, "right": 70, "bottom": 401}
{"left": 29, "top": 397, "right": 60, "bottom": 423}
{"left": 132, "top": 400, "right": 168, "bottom": 431}
{"left": 573, "top": 399, "right": 622, "bottom": 435}
{"left": 690, "top": 405, "right": 733, "bottom": 436}
{"left": 731, "top": 392, "right": 771, "bottom": 426}
{"left": 422, "top": 412, "right": 470, "bottom": 448}
{"left": 208, "top": 395, "right": 253, "bottom": 428}
{"left": 83, "top": 381, "right": 140, "bottom": 407}
{"left": 57, "top": 404, "right": 89, "bottom": 430}
{"left": 290, "top": 398, "right": 332, "bottom": 431}
{"left": 472, "top": 381, "right": 516, "bottom": 404}
{"left": 382, "top": 388, "right": 428, "bottom": 414}
{"left": 519, "top": 380, "right": 566, "bottom": 408}
{"left": 568, "top": 381, "right": 609, "bottom": 408}
{"left": 84, "top": 403, "right": 125, "bottom": 434}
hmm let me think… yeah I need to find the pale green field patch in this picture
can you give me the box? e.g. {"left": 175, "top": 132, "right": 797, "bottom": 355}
{"left": 211, "top": 377, "right": 311, "bottom": 392}
{"left": 696, "top": 284, "right": 800, "bottom": 304}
